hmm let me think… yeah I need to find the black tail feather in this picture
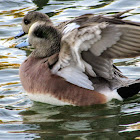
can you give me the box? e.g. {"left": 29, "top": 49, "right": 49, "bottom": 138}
{"left": 117, "top": 83, "right": 140, "bottom": 99}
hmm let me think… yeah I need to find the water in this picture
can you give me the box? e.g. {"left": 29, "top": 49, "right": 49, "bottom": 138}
{"left": 0, "top": 0, "right": 140, "bottom": 139}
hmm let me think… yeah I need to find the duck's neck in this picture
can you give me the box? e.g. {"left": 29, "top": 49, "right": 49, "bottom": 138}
{"left": 31, "top": 45, "right": 60, "bottom": 58}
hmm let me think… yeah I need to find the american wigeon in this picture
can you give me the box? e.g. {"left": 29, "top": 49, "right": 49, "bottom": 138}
{"left": 19, "top": 21, "right": 140, "bottom": 106}
{"left": 16, "top": 10, "right": 140, "bottom": 83}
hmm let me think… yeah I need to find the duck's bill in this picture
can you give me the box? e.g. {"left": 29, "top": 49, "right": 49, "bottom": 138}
{"left": 14, "top": 30, "right": 26, "bottom": 39}
{"left": 15, "top": 38, "right": 30, "bottom": 48}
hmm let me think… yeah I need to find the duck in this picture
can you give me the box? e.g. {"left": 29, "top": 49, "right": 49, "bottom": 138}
{"left": 16, "top": 10, "right": 140, "bottom": 89}
{"left": 15, "top": 9, "right": 139, "bottom": 38}
{"left": 19, "top": 21, "right": 140, "bottom": 106}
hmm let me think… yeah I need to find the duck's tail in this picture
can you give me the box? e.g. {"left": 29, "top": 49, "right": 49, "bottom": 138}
{"left": 117, "top": 79, "right": 140, "bottom": 99}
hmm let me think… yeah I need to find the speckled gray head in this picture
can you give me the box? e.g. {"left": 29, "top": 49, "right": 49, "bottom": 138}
{"left": 15, "top": 11, "right": 52, "bottom": 38}
{"left": 28, "top": 21, "right": 62, "bottom": 58}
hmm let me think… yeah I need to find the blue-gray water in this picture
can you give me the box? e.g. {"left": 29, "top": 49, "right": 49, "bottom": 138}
{"left": 0, "top": 0, "right": 140, "bottom": 139}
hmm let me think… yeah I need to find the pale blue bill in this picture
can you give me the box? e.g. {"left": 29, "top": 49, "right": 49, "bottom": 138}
{"left": 15, "top": 38, "right": 30, "bottom": 48}
{"left": 15, "top": 30, "right": 26, "bottom": 39}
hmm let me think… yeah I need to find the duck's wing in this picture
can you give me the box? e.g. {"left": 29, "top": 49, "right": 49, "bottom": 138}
{"left": 62, "top": 21, "right": 140, "bottom": 60}
{"left": 81, "top": 22, "right": 140, "bottom": 79}
{"left": 55, "top": 21, "right": 140, "bottom": 80}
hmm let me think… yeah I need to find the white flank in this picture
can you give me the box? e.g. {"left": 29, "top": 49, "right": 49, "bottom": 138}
{"left": 27, "top": 92, "right": 72, "bottom": 106}
{"left": 97, "top": 87, "right": 123, "bottom": 102}
{"left": 63, "top": 23, "right": 80, "bottom": 34}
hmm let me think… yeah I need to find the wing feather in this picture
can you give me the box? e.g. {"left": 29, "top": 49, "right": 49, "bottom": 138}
{"left": 56, "top": 65, "right": 94, "bottom": 90}
{"left": 82, "top": 51, "right": 114, "bottom": 79}
{"left": 101, "top": 24, "right": 140, "bottom": 58}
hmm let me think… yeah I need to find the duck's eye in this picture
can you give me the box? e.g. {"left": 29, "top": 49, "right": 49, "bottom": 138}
{"left": 24, "top": 19, "right": 30, "bottom": 25}
{"left": 34, "top": 29, "right": 44, "bottom": 38}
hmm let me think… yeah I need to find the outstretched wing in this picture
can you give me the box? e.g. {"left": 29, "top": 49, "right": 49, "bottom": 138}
{"left": 55, "top": 21, "right": 140, "bottom": 79}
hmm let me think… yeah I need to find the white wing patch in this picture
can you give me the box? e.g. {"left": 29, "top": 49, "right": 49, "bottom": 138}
{"left": 55, "top": 65, "right": 94, "bottom": 90}
{"left": 63, "top": 23, "right": 80, "bottom": 34}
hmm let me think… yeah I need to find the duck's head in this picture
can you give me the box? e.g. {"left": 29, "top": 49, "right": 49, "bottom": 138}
{"left": 28, "top": 21, "right": 62, "bottom": 58}
{"left": 15, "top": 11, "right": 53, "bottom": 38}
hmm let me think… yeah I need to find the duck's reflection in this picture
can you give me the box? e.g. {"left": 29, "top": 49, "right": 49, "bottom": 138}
{"left": 21, "top": 101, "right": 122, "bottom": 139}
{"left": 21, "top": 100, "right": 140, "bottom": 139}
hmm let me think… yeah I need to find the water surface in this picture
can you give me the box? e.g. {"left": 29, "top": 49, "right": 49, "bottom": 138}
{"left": 0, "top": 0, "right": 140, "bottom": 139}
